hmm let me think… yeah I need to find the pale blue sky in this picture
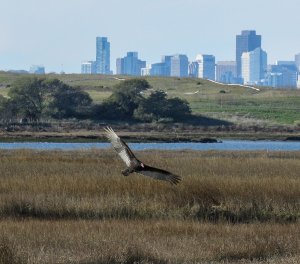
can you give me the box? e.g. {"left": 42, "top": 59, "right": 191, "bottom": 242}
{"left": 1, "top": 0, "right": 299, "bottom": 73}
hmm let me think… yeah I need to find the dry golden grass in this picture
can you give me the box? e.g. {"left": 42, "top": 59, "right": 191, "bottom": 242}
{"left": 0, "top": 149, "right": 299, "bottom": 263}
{"left": 0, "top": 220, "right": 299, "bottom": 263}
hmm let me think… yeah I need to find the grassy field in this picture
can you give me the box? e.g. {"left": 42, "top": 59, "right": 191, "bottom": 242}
{"left": 0, "top": 149, "right": 299, "bottom": 263}
{"left": 1, "top": 72, "right": 300, "bottom": 126}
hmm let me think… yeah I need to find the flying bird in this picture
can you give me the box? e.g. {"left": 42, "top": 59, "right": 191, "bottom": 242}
{"left": 104, "top": 127, "right": 182, "bottom": 185}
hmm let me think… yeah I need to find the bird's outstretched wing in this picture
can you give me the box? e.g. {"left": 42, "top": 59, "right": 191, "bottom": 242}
{"left": 138, "top": 164, "right": 182, "bottom": 185}
{"left": 104, "top": 127, "right": 139, "bottom": 167}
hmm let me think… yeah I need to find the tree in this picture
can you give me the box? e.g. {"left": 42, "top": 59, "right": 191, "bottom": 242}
{"left": 96, "top": 79, "right": 151, "bottom": 120}
{"left": 164, "top": 97, "right": 191, "bottom": 120}
{"left": 134, "top": 90, "right": 191, "bottom": 122}
{"left": 7, "top": 77, "right": 92, "bottom": 120}
{"left": 47, "top": 79, "right": 92, "bottom": 119}
{"left": 114, "top": 79, "right": 150, "bottom": 93}
{"left": 8, "top": 77, "right": 51, "bottom": 120}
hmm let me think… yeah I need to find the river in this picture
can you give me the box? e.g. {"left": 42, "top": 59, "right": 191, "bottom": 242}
{"left": 1, "top": 140, "right": 300, "bottom": 151}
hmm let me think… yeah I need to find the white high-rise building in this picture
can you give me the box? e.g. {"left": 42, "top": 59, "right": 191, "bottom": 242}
{"left": 196, "top": 54, "right": 215, "bottom": 80}
{"left": 241, "top": 47, "right": 267, "bottom": 85}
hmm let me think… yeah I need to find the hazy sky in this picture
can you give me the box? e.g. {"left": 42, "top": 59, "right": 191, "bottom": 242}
{"left": 1, "top": 0, "right": 299, "bottom": 73}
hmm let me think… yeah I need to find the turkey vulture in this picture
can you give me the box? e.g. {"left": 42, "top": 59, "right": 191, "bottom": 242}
{"left": 104, "top": 127, "right": 182, "bottom": 185}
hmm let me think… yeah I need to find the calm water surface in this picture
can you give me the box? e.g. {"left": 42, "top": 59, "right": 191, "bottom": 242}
{"left": 1, "top": 140, "right": 300, "bottom": 151}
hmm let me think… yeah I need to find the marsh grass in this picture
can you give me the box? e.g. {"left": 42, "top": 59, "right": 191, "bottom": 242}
{"left": 0, "top": 220, "right": 299, "bottom": 263}
{"left": 0, "top": 149, "right": 299, "bottom": 222}
{"left": 0, "top": 149, "right": 299, "bottom": 263}
{"left": 0, "top": 237, "right": 24, "bottom": 264}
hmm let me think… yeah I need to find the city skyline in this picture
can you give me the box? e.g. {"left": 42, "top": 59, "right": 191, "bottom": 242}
{"left": 1, "top": 0, "right": 300, "bottom": 73}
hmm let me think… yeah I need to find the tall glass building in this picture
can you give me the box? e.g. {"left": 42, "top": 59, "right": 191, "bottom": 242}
{"left": 116, "top": 52, "right": 146, "bottom": 76}
{"left": 196, "top": 54, "right": 216, "bottom": 80}
{"left": 170, "top": 54, "right": 188, "bottom": 77}
{"left": 216, "top": 61, "right": 236, "bottom": 83}
{"left": 241, "top": 47, "right": 267, "bottom": 85}
{"left": 96, "top": 37, "right": 110, "bottom": 74}
{"left": 150, "top": 55, "right": 188, "bottom": 77}
{"left": 236, "top": 30, "right": 261, "bottom": 81}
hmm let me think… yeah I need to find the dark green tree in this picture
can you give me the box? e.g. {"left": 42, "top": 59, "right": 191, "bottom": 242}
{"left": 47, "top": 79, "right": 92, "bottom": 119}
{"left": 8, "top": 77, "right": 51, "bottom": 120}
{"left": 7, "top": 77, "right": 92, "bottom": 120}
{"left": 164, "top": 97, "right": 191, "bottom": 120}
{"left": 134, "top": 90, "right": 191, "bottom": 122}
{"left": 0, "top": 95, "right": 14, "bottom": 121}
{"left": 96, "top": 79, "right": 150, "bottom": 120}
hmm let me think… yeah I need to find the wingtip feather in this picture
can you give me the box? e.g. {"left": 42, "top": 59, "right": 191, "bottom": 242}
{"left": 169, "top": 175, "right": 182, "bottom": 185}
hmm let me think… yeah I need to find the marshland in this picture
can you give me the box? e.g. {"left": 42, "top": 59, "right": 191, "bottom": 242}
{"left": 1, "top": 73, "right": 300, "bottom": 263}
{"left": 0, "top": 149, "right": 299, "bottom": 263}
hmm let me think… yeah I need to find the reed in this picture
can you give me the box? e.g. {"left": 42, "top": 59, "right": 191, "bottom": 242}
{"left": 0, "top": 219, "right": 299, "bottom": 263}
{"left": 0, "top": 149, "right": 299, "bottom": 263}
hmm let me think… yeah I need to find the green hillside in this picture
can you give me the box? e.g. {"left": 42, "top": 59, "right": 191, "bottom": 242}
{"left": 1, "top": 71, "right": 300, "bottom": 125}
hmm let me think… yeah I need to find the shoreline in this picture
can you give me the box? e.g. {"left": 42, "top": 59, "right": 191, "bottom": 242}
{"left": 1, "top": 130, "right": 300, "bottom": 143}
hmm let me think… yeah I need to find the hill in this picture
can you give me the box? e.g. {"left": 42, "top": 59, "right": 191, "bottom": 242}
{"left": 1, "top": 71, "right": 300, "bottom": 126}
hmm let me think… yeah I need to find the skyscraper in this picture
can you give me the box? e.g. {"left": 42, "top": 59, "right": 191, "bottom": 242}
{"left": 170, "top": 54, "right": 188, "bottom": 77}
{"left": 196, "top": 54, "right": 216, "bottom": 80}
{"left": 150, "top": 62, "right": 168, "bottom": 76}
{"left": 188, "top": 62, "right": 199, "bottom": 78}
{"left": 268, "top": 61, "right": 298, "bottom": 88}
{"left": 241, "top": 47, "right": 267, "bottom": 85}
{"left": 96, "top": 37, "right": 110, "bottom": 74}
{"left": 81, "top": 61, "right": 96, "bottom": 74}
{"left": 150, "top": 55, "right": 188, "bottom": 77}
{"left": 116, "top": 52, "right": 146, "bottom": 76}
{"left": 216, "top": 61, "right": 236, "bottom": 83}
{"left": 236, "top": 30, "right": 261, "bottom": 80}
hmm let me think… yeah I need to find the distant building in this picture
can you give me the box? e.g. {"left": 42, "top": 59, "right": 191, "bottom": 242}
{"left": 188, "top": 61, "right": 199, "bottom": 78}
{"left": 161, "top": 55, "right": 172, "bottom": 76}
{"left": 266, "top": 61, "right": 298, "bottom": 88}
{"left": 263, "top": 72, "right": 283, "bottom": 88}
{"left": 29, "top": 65, "right": 45, "bottom": 74}
{"left": 196, "top": 54, "right": 215, "bottom": 80}
{"left": 116, "top": 52, "right": 146, "bottom": 76}
{"left": 294, "top": 53, "right": 300, "bottom": 72}
{"left": 81, "top": 61, "right": 96, "bottom": 74}
{"left": 276, "top": 61, "right": 296, "bottom": 66}
{"left": 96, "top": 37, "right": 110, "bottom": 74}
{"left": 170, "top": 54, "right": 188, "bottom": 77}
{"left": 216, "top": 61, "right": 236, "bottom": 83}
{"left": 141, "top": 67, "right": 151, "bottom": 76}
{"left": 241, "top": 47, "right": 267, "bottom": 85}
{"left": 150, "top": 62, "right": 169, "bottom": 76}
{"left": 150, "top": 54, "right": 188, "bottom": 77}
{"left": 236, "top": 30, "right": 261, "bottom": 81}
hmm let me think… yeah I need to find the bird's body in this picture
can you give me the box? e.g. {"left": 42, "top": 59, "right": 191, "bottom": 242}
{"left": 104, "top": 127, "right": 182, "bottom": 185}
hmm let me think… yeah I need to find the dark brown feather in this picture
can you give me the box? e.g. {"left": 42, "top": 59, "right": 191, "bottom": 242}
{"left": 105, "top": 126, "right": 182, "bottom": 185}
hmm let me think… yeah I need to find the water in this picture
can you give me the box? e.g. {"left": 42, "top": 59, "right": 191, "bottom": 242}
{"left": 1, "top": 140, "right": 300, "bottom": 151}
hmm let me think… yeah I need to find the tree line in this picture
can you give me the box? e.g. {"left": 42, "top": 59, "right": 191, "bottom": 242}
{"left": 0, "top": 77, "right": 192, "bottom": 123}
